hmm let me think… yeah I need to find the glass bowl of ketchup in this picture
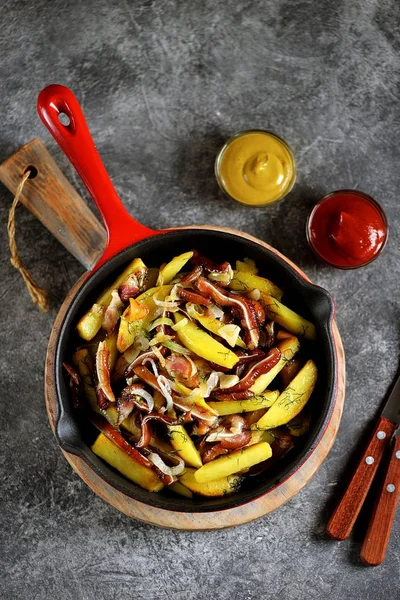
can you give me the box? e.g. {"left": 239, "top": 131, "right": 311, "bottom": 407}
{"left": 306, "top": 190, "right": 388, "bottom": 269}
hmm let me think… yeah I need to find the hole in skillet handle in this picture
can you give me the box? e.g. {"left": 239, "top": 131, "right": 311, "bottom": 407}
{"left": 58, "top": 112, "right": 71, "bottom": 127}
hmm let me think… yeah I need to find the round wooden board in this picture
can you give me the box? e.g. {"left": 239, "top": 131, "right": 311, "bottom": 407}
{"left": 45, "top": 225, "right": 345, "bottom": 530}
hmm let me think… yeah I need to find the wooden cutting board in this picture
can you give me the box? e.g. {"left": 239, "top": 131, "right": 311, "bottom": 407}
{"left": 44, "top": 227, "right": 345, "bottom": 530}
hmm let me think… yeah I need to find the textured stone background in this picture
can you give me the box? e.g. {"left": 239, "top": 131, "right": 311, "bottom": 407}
{"left": 1, "top": 1, "right": 399, "bottom": 598}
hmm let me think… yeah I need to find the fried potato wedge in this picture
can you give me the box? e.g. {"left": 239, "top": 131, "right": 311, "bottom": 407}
{"left": 168, "top": 424, "right": 203, "bottom": 468}
{"left": 76, "top": 304, "right": 105, "bottom": 342}
{"left": 249, "top": 336, "right": 300, "bottom": 394}
{"left": 253, "top": 360, "right": 317, "bottom": 430}
{"left": 228, "top": 270, "right": 283, "bottom": 300}
{"left": 259, "top": 294, "right": 316, "bottom": 340}
{"left": 179, "top": 468, "right": 242, "bottom": 497}
{"left": 77, "top": 258, "right": 147, "bottom": 340}
{"left": 156, "top": 251, "right": 194, "bottom": 285}
{"left": 91, "top": 433, "right": 163, "bottom": 492}
{"left": 174, "top": 314, "right": 239, "bottom": 369}
{"left": 194, "top": 442, "right": 272, "bottom": 483}
{"left": 208, "top": 390, "right": 279, "bottom": 415}
{"left": 187, "top": 311, "right": 246, "bottom": 349}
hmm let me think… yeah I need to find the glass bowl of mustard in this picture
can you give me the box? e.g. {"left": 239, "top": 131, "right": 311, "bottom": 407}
{"left": 215, "top": 129, "right": 296, "bottom": 207}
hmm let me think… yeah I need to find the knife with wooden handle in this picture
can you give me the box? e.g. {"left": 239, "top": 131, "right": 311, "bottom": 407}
{"left": 326, "top": 374, "right": 400, "bottom": 559}
{"left": 360, "top": 431, "right": 400, "bottom": 566}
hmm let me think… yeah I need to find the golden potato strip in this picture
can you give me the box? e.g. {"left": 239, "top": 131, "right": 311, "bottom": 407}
{"left": 228, "top": 271, "right": 283, "bottom": 300}
{"left": 174, "top": 314, "right": 239, "bottom": 369}
{"left": 179, "top": 468, "right": 242, "bottom": 497}
{"left": 188, "top": 312, "right": 246, "bottom": 349}
{"left": 249, "top": 336, "right": 300, "bottom": 394}
{"left": 208, "top": 390, "right": 279, "bottom": 415}
{"left": 91, "top": 433, "right": 163, "bottom": 492}
{"left": 76, "top": 304, "right": 104, "bottom": 341}
{"left": 77, "top": 258, "right": 147, "bottom": 340}
{"left": 168, "top": 425, "right": 203, "bottom": 468}
{"left": 260, "top": 294, "right": 316, "bottom": 340}
{"left": 156, "top": 251, "right": 194, "bottom": 285}
{"left": 253, "top": 360, "right": 317, "bottom": 430}
{"left": 194, "top": 442, "right": 272, "bottom": 483}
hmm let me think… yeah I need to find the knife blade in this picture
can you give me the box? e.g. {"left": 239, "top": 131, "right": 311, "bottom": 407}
{"left": 382, "top": 373, "right": 400, "bottom": 426}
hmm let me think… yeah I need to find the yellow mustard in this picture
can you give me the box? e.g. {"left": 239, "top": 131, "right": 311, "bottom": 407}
{"left": 216, "top": 131, "right": 296, "bottom": 206}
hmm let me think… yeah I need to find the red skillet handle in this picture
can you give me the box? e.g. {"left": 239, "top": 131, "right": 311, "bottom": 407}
{"left": 37, "top": 84, "right": 157, "bottom": 269}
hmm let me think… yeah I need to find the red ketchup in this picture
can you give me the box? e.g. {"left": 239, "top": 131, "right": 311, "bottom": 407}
{"left": 307, "top": 190, "right": 388, "bottom": 268}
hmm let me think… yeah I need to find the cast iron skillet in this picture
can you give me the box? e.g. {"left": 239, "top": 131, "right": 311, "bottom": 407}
{"left": 38, "top": 85, "right": 338, "bottom": 513}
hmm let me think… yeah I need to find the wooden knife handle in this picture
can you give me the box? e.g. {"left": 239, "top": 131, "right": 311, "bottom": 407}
{"left": 326, "top": 416, "right": 396, "bottom": 540}
{"left": 0, "top": 138, "right": 106, "bottom": 269}
{"left": 360, "top": 435, "right": 400, "bottom": 566}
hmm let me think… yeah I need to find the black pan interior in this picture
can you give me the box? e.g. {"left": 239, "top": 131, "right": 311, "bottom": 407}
{"left": 55, "top": 229, "right": 337, "bottom": 512}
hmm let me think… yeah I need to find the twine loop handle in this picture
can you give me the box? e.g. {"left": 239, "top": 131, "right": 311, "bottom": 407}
{"left": 7, "top": 169, "right": 49, "bottom": 312}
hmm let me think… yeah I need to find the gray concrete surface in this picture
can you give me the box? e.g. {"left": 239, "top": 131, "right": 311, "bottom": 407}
{"left": 1, "top": 1, "right": 399, "bottom": 598}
